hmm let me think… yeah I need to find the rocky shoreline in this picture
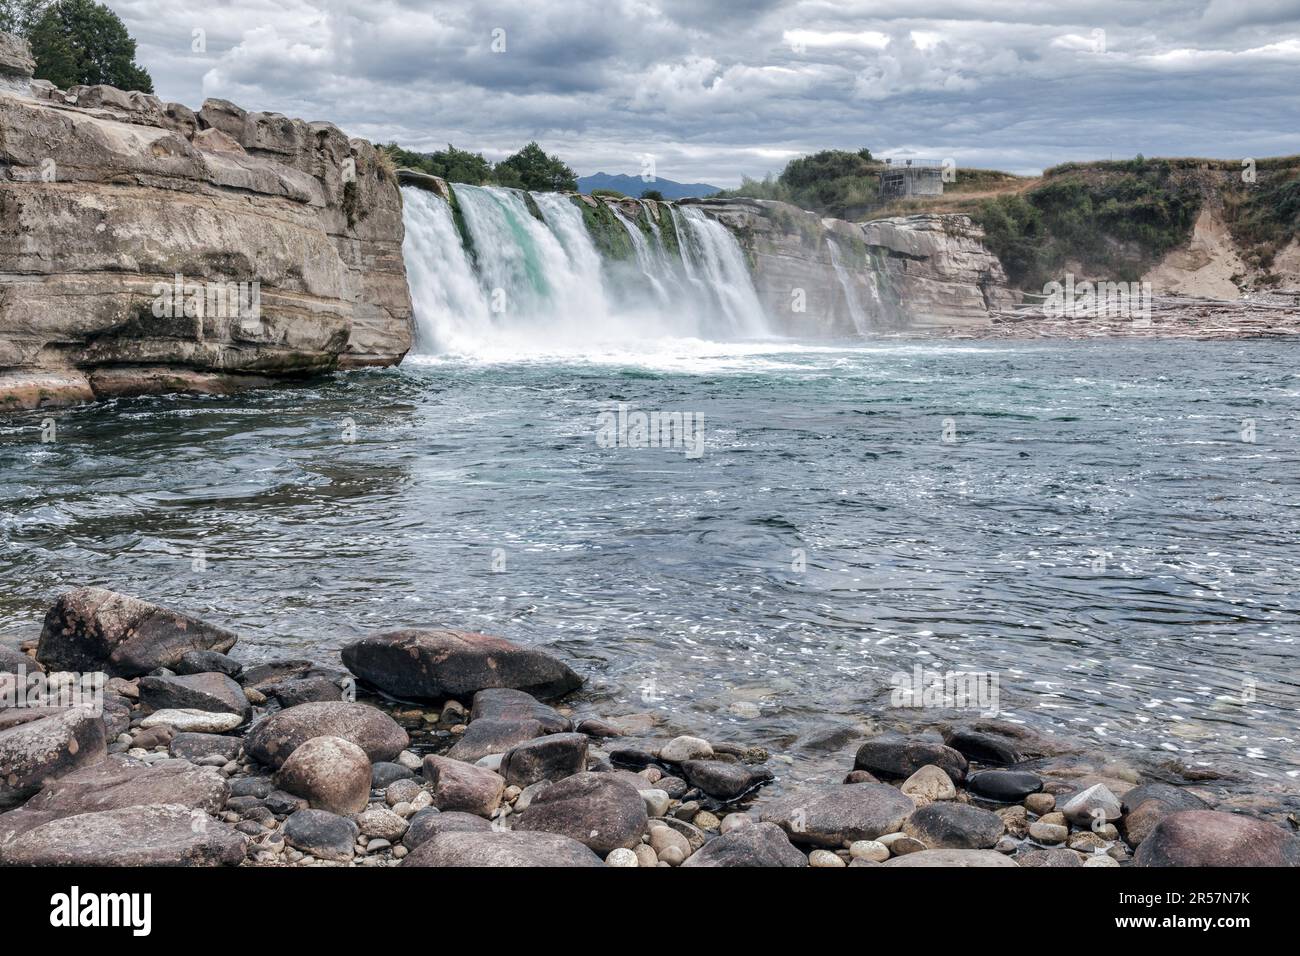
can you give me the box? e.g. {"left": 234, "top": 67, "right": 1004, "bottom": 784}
{"left": 1, "top": 586, "right": 1297, "bottom": 867}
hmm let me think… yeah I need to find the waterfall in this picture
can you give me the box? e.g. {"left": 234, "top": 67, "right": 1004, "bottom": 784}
{"left": 400, "top": 184, "right": 770, "bottom": 355}
{"left": 827, "top": 237, "right": 870, "bottom": 336}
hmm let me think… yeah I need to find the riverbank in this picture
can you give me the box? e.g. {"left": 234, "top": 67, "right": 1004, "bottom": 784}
{"left": 2, "top": 587, "right": 1296, "bottom": 867}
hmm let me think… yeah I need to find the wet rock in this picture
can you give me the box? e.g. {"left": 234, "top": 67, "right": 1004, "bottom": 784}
{"left": 904, "top": 802, "right": 1005, "bottom": 850}
{"left": 262, "top": 675, "right": 344, "bottom": 707}
{"left": 854, "top": 733, "right": 968, "bottom": 783}
{"left": 660, "top": 735, "right": 713, "bottom": 763}
{"left": 499, "top": 733, "right": 588, "bottom": 787}
{"left": 422, "top": 754, "right": 505, "bottom": 816}
{"left": 138, "top": 672, "right": 250, "bottom": 719}
{"left": 1134, "top": 810, "right": 1300, "bottom": 867}
{"left": 577, "top": 718, "right": 623, "bottom": 738}
{"left": 1119, "top": 783, "right": 1209, "bottom": 847}
{"left": 401, "top": 829, "right": 603, "bottom": 867}
{"left": 139, "top": 709, "right": 243, "bottom": 733}
{"left": 968, "top": 769, "right": 1044, "bottom": 803}
{"left": 1060, "top": 783, "right": 1123, "bottom": 826}
{"left": 174, "top": 651, "right": 242, "bottom": 678}
{"left": 680, "top": 759, "right": 773, "bottom": 799}
{"left": 0, "top": 646, "right": 38, "bottom": 674}
{"left": 168, "top": 732, "right": 242, "bottom": 762}
{"left": 760, "top": 783, "right": 916, "bottom": 848}
{"left": 844, "top": 770, "right": 879, "bottom": 784}
{"left": 608, "top": 746, "right": 657, "bottom": 768}
{"left": 514, "top": 771, "right": 647, "bottom": 855}
{"left": 944, "top": 728, "right": 1021, "bottom": 765}
{"left": 1025, "top": 792, "right": 1056, "bottom": 816}
{"left": 446, "top": 717, "right": 545, "bottom": 763}
{"left": 0, "top": 706, "right": 107, "bottom": 809}
{"left": 282, "top": 808, "right": 358, "bottom": 862}
{"left": 341, "top": 629, "right": 582, "bottom": 702}
{"left": 372, "top": 761, "right": 415, "bottom": 789}
{"left": 469, "top": 688, "right": 572, "bottom": 733}
{"left": 273, "top": 735, "right": 372, "bottom": 815}
{"left": 681, "top": 821, "right": 808, "bottom": 867}
{"left": 1018, "top": 848, "right": 1084, "bottom": 867}
{"left": 900, "top": 764, "right": 957, "bottom": 803}
{"left": 0, "top": 803, "right": 245, "bottom": 866}
{"left": 883, "top": 848, "right": 1019, "bottom": 867}
{"left": 402, "top": 808, "right": 492, "bottom": 850}
{"left": 36, "top": 588, "right": 238, "bottom": 678}
{"left": 244, "top": 701, "right": 408, "bottom": 768}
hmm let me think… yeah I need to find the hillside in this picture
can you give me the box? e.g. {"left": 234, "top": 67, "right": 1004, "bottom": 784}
{"left": 576, "top": 172, "right": 721, "bottom": 199}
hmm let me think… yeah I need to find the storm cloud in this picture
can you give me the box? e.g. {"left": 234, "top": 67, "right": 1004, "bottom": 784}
{"left": 106, "top": 0, "right": 1300, "bottom": 186}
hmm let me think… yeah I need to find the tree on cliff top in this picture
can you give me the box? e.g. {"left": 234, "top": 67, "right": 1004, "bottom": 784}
{"left": 494, "top": 142, "right": 577, "bottom": 192}
{"left": 1, "top": 0, "right": 47, "bottom": 35}
{"left": 26, "top": 0, "right": 153, "bottom": 93}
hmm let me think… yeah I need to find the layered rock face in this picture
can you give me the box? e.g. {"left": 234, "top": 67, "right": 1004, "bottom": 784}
{"left": 0, "top": 32, "right": 413, "bottom": 410}
{"left": 689, "top": 197, "right": 1013, "bottom": 335}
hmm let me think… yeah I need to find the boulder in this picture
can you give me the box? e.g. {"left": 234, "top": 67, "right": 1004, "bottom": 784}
{"left": 0, "top": 706, "right": 106, "bottom": 808}
{"left": 355, "top": 806, "right": 408, "bottom": 841}
{"left": 660, "top": 735, "right": 713, "bottom": 763}
{"left": 243, "top": 701, "right": 408, "bottom": 768}
{"left": 760, "top": 783, "right": 916, "bottom": 847}
{"left": 499, "top": 733, "right": 588, "bottom": 788}
{"left": 0, "top": 804, "right": 246, "bottom": 866}
{"left": 282, "top": 808, "right": 358, "bottom": 862}
{"left": 1018, "top": 848, "right": 1084, "bottom": 867}
{"left": 139, "top": 709, "right": 243, "bottom": 733}
{"left": 967, "top": 769, "right": 1044, "bottom": 802}
{"left": 273, "top": 735, "right": 372, "bottom": 815}
{"left": 1119, "top": 783, "right": 1210, "bottom": 847}
{"left": 18, "top": 754, "right": 228, "bottom": 816}
{"left": 169, "top": 732, "right": 242, "bottom": 762}
{"left": 681, "top": 821, "right": 808, "bottom": 867}
{"left": 1060, "top": 783, "right": 1123, "bottom": 826}
{"left": 174, "top": 650, "right": 242, "bottom": 678}
{"left": 261, "top": 675, "right": 344, "bottom": 707}
{"left": 900, "top": 764, "right": 957, "bottom": 803}
{"left": 884, "top": 849, "right": 1020, "bottom": 867}
{"left": 0, "top": 646, "right": 38, "bottom": 674}
{"left": 446, "top": 717, "right": 545, "bottom": 763}
{"left": 1134, "top": 810, "right": 1300, "bottom": 867}
{"left": 422, "top": 754, "right": 505, "bottom": 816}
{"left": 341, "top": 629, "right": 582, "bottom": 701}
{"left": 372, "top": 761, "right": 414, "bottom": 789}
{"left": 36, "top": 588, "right": 238, "bottom": 677}
{"left": 402, "top": 808, "right": 491, "bottom": 850}
{"left": 903, "top": 801, "right": 1005, "bottom": 849}
{"left": 401, "top": 829, "right": 603, "bottom": 867}
{"left": 514, "top": 771, "right": 648, "bottom": 855}
{"left": 680, "top": 759, "right": 773, "bottom": 799}
{"left": 138, "top": 672, "right": 250, "bottom": 719}
{"left": 854, "top": 733, "right": 968, "bottom": 783}
{"left": 469, "top": 688, "right": 572, "bottom": 733}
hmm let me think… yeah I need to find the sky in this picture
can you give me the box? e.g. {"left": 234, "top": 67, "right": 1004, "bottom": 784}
{"left": 102, "top": 0, "right": 1300, "bottom": 187}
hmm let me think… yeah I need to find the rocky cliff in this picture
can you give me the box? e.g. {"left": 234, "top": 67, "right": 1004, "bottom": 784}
{"left": 687, "top": 197, "right": 1013, "bottom": 336}
{"left": 0, "top": 32, "right": 413, "bottom": 411}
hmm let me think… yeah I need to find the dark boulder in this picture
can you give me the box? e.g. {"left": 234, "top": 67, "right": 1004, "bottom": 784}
{"left": 760, "top": 783, "right": 915, "bottom": 847}
{"left": 1120, "top": 783, "right": 1209, "bottom": 847}
{"left": 469, "top": 688, "right": 572, "bottom": 733}
{"left": 401, "top": 829, "right": 602, "bottom": 867}
{"left": 499, "top": 733, "right": 589, "bottom": 788}
{"left": 680, "top": 759, "right": 773, "bottom": 800}
{"left": 402, "top": 808, "right": 491, "bottom": 850}
{"left": 968, "top": 769, "right": 1043, "bottom": 802}
{"left": 174, "top": 650, "right": 242, "bottom": 678}
{"left": 36, "top": 587, "right": 238, "bottom": 677}
{"left": 1134, "top": 810, "right": 1300, "bottom": 867}
{"left": 341, "top": 629, "right": 582, "bottom": 702}
{"left": 243, "top": 701, "right": 408, "bottom": 768}
{"left": 514, "top": 771, "right": 647, "bottom": 854}
{"left": 854, "top": 733, "right": 968, "bottom": 783}
{"left": 282, "top": 808, "right": 358, "bottom": 862}
{"left": 681, "top": 821, "right": 807, "bottom": 867}
{"left": 904, "top": 801, "right": 1005, "bottom": 849}
{"left": 138, "top": 672, "right": 250, "bottom": 719}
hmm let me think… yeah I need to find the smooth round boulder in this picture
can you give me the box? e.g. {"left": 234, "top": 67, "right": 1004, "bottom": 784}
{"left": 1134, "top": 810, "right": 1300, "bottom": 867}
{"left": 854, "top": 733, "right": 968, "bottom": 783}
{"left": 968, "top": 769, "right": 1044, "bottom": 803}
{"left": 760, "top": 783, "right": 916, "bottom": 848}
{"left": 244, "top": 701, "right": 409, "bottom": 768}
{"left": 273, "top": 735, "right": 372, "bottom": 815}
{"left": 904, "top": 801, "right": 1005, "bottom": 850}
{"left": 514, "top": 772, "right": 648, "bottom": 855}
{"left": 282, "top": 808, "right": 358, "bottom": 862}
{"left": 1119, "top": 783, "right": 1209, "bottom": 847}
{"left": 401, "top": 829, "right": 603, "bottom": 867}
{"left": 680, "top": 821, "right": 808, "bottom": 867}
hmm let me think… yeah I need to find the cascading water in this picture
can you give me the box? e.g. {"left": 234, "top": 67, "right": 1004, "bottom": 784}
{"left": 400, "top": 183, "right": 772, "bottom": 356}
{"left": 827, "top": 237, "right": 870, "bottom": 336}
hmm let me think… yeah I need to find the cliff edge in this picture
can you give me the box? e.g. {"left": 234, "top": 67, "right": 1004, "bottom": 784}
{"left": 0, "top": 32, "right": 413, "bottom": 410}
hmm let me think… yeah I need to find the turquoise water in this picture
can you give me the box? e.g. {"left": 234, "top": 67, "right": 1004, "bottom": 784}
{"left": 2, "top": 338, "right": 1298, "bottom": 791}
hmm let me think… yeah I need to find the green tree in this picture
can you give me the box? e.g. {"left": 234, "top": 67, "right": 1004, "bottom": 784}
{"left": 380, "top": 142, "right": 493, "bottom": 185}
{"left": 27, "top": 0, "right": 152, "bottom": 93}
{"left": 640, "top": 188, "right": 665, "bottom": 201}
{"left": 1, "top": 0, "right": 48, "bottom": 35}
{"left": 493, "top": 142, "right": 577, "bottom": 192}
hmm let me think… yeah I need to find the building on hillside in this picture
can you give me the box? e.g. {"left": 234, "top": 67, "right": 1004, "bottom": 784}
{"left": 879, "top": 159, "right": 944, "bottom": 201}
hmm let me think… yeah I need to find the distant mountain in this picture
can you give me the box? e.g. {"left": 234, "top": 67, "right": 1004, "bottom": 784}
{"left": 576, "top": 172, "right": 722, "bottom": 200}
